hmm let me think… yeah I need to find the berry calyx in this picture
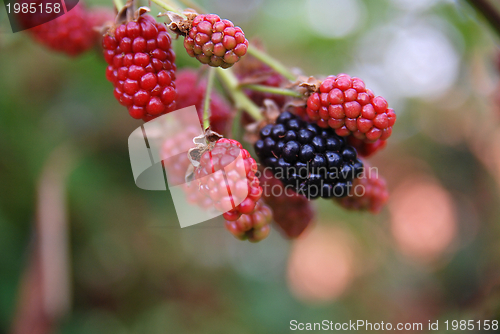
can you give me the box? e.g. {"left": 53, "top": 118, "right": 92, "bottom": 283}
{"left": 225, "top": 200, "right": 272, "bottom": 242}
{"left": 194, "top": 138, "right": 262, "bottom": 221}
{"left": 171, "top": 13, "right": 249, "bottom": 68}
{"left": 254, "top": 111, "right": 364, "bottom": 199}
{"left": 103, "top": 14, "right": 177, "bottom": 121}
{"left": 306, "top": 74, "right": 396, "bottom": 142}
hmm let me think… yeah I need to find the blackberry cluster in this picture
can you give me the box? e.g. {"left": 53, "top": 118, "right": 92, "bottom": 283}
{"left": 182, "top": 14, "right": 248, "bottom": 68}
{"left": 225, "top": 200, "right": 272, "bottom": 242}
{"left": 254, "top": 112, "right": 364, "bottom": 199}
{"left": 260, "top": 169, "right": 314, "bottom": 238}
{"left": 194, "top": 138, "right": 262, "bottom": 221}
{"left": 103, "top": 14, "right": 177, "bottom": 121}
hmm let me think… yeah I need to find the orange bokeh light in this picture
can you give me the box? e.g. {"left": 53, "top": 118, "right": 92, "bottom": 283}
{"left": 389, "top": 178, "right": 457, "bottom": 264}
{"left": 287, "top": 225, "right": 357, "bottom": 303}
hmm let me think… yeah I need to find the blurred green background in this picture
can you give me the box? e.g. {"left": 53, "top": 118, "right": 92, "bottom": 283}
{"left": 1, "top": 0, "right": 500, "bottom": 333}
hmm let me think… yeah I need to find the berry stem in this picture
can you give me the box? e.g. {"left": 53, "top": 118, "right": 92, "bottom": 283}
{"left": 247, "top": 45, "right": 296, "bottom": 82}
{"left": 113, "top": 0, "right": 124, "bottom": 11}
{"left": 202, "top": 67, "right": 216, "bottom": 130}
{"left": 240, "top": 84, "right": 303, "bottom": 98}
{"left": 216, "top": 68, "right": 263, "bottom": 121}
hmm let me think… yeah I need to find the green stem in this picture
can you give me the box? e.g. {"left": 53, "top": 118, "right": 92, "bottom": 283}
{"left": 149, "top": 0, "right": 182, "bottom": 13}
{"left": 240, "top": 84, "right": 303, "bottom": 98}
{"left": 247, "top": 45, "right": 296, "bottom": 82}
{"left": 203, "top": 67, "right": 216, "bottom": 130}
{"left": 113, "top": 0, "right": 124, "bottom": 11}
{"left": 216, "top": 68, "right": 263, "bottom": 121}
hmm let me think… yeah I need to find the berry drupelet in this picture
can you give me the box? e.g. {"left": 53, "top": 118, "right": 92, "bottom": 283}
{"left": 103, "top": 14, "right": 177, "bottom": 121}
{"left": 306, "top": 74, "right": 396, "bottom": 142}
{"left": 225, "top": 200, "right": 272, "bottom": 242}
{"left": 183, "top": 14, "right": 249, "bottom": 68}
{"left": 347, "top": 136, "right": 387, "bottom": 157}
{"left": 335, "top": 169, "right": 389, "bottom": 213}
{"left": 194, "top": 138, "right": 262, "bottom": 221}
{"left": 254, "top": 112, "right": 364, "bottom": 199}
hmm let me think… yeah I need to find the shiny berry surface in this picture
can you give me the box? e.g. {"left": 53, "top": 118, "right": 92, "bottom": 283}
{"left": 254, "top": 112, "right": 364, "bottom": 199}
{"left": 103, "top": 15, "right": 177, "bottom": 121}
{"left": 306, "top": 74, "right": 396, "bottom": 143}
{"left": 225, "top": 200, "right": 272, "bottom": 242}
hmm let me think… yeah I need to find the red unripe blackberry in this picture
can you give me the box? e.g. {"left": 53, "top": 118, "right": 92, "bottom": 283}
{"left": 183, "top": 14, "right": 249, "bottom": 68}
{"left": 335, "top": 170, "right": 389, "bottom": 213}
{"left": 260, "top": 169, "right": 314, "bottom": 238}
{"left": 225, "top": 200, "right": 272, "bottom": 242}
{"left": 306, "top": 74, "right": 396, "bottom": 143}
{"left": 26, "top": 3, "right": 96, "bottom": 56}
{"left": 176, "top": 69, "right": 232, "bottom": 134}
{"left": 194, "top": 138, "right": 262, "bottom": 221}
{"left": 347, "top": 136, "right": 387, "bottom": 157}
{"left": 103, "top": 14, "right": 177, "bottom": 121}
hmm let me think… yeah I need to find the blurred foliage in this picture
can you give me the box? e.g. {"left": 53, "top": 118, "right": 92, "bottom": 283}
{"left": 1, "top": 0, "right": 500, "bottom": 333}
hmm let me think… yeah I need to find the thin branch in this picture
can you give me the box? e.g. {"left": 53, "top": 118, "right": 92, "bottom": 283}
{"left": 240, "top": 84, "right": 303, "bottom": 98}
{"left": 247, "top": 46, "right": 296, "bottom": 82}
{"left": 203, "top": 67, "right": 216, "bottom": 130}
{"left": 216, "top": 68, "right": 263, "bottom": 121}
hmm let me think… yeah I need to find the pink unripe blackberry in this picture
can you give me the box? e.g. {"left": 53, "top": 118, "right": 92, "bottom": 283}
{"left": 194, "top": 138, "right": 262, "bottom": 221}
{"left": 103, "top": 14, "right": 177, "bottom": 121}
{"left": 182, "top": 14, "right": 249, "bottom": 68}
{"left": 306, "top": 74, "right": 396, "bottom": 143}
{"left": 225, "top": 200, "right": 272, "bottom": 242}
{"left": 335, "top": 170, "right": 389, "bottom": 213}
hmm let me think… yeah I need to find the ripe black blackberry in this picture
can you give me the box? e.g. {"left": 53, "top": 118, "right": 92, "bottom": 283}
{"left": 254, "top": 112, "right": 364, "bottom": 199}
